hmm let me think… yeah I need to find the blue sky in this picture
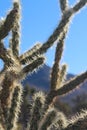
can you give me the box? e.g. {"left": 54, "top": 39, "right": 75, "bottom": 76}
{"left": 0, "top": 0, "right": 87, "bottom": 74}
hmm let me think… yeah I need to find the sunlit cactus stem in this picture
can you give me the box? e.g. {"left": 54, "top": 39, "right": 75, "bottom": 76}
{"left": 0, "top": 1, "right": 19, "bottom": 40}
{"left": 29, "top": 92, "right": 45, "bottom": 130}
{"left": 48, "top": 111, "right": 68, "bottom": 130}
{"left": 63, "top": 110, "right": 87, "bottom": 130}
{"left": 20, "top": 43, "right": 42, "bottom": 65}
{"left": 0, "top": 101, "right": 6, "bottom": 130}
{"left": 59, "top": 0, "right": 69, "bottom": 13}
{"left": 50, "top": 32, "right": 67, "bottom": 91}
{"left": 38, "top": 108, "right": 57, "bottom": 130}
{"left": 7, "top": 84, "right": 23, "bottom": 130}
{"left": 55, "top": 70, "right": 87, "bottom": 96}
{"left": 9, "top": 0, "right": 21, "bottom": 58}
{"left": 44, "top": 71, "right": 87, "bottom": 113}
{"left": 0, "top": 72, "right": 16, "bottom": 121}
{"left": 21, "top": 56, "right": 45, "bottom": 78}
{"left": 56, "top": 64, "right": 67, "bottom": 89}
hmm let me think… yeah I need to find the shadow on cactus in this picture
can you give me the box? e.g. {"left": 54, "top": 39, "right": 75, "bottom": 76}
{"left": 0, "top": 0, "right": 87, "bottom": 130}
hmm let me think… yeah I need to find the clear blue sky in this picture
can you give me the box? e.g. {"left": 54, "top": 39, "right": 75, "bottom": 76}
{"left": 0, "top": 0, "right": 87, "bottom": 74}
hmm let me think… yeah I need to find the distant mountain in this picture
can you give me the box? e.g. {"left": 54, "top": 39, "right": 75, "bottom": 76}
{"left": 22, "top": 64, "right": 74, "bottom": 90}
{"left": 22, "top": 64, "right": 51, "bottom": 91}
{"left": 22, "top": 64, "right": 87, "bottom": 105}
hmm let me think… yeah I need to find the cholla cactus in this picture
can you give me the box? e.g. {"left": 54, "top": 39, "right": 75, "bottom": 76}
{"left": 0, "top": 0, "right": 87, "bottom": 130}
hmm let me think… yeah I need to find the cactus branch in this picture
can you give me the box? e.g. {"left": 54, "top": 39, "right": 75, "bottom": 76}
{"left": 29, "top": 92, "right": 45, "bottom": 130}
{"left": 0, "top": 41, "right": 19, "bottom": 68}
{"left": 38, "top": 108, "right": 57, "bottom": 130}
{"left": 44, "top": 71, "right": 87, "bottom": 112}
{"left": 48, "top": 111, "right": 68, "bottom": 130}
{"left": 56, "top": 64, "right": 67, "bottom": 89}
{"left": 0, "top": 3, "right": 19, "bottom": 40}
{"left": 7, "top": 84, "right": 23, "bottom": 130}
{"left": 63, "top": 109, "right": 87, "bottom": 130}
{"left": 0, "top": 101, "right": 6, "bottom": 130}
{"left": 50, "top": 32, "right": 67, "bottom": 91}
{"left": 0, "top": 72, "right": 17, "bottom": 120}
{"left": 72, "top": 0, "right": 87, "bottom": 13}
{"left": 59, "top": 0, "right": 69, "bottom": 13}
{"left": 20, "top": 43, "right": 42, "bottom": 65}
{"left": 9, "top": 1, "right": 21, "bottom": 58}
{"left": 55, "top": 70, "right": 87, "bottom": 96}
{"left": 0, "top": 41, "right": 7, "bottom": 61}
{"left": 21, "top": 56, "right": 45, "bottom": 78}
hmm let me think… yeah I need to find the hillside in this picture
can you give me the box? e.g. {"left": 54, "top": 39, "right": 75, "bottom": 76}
{"left": 22, "top": 64, "right": 87, "bottom": 104}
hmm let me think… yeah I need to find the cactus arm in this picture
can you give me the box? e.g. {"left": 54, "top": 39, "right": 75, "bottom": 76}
{"left": 55, "top": 70, "right": 87, "bottom": 96}
{"left": 9, "top": 1, "right": 21, "bottom": 58}
{"left": 50, "top": 32, "right": 67, "bottom": 91}
{"left": 72, "top": 0, "right": 87, "bottom": 13}
{"left": 0, "top": 101, "right": 6, "bottom": 130}
{"left": 0, "top": 3, "right": 19, "bottom": 40}
{"left": 21, "top": 57, "right": 45, "bottom": 78}
{"left": 38, "top": 108, "right": 57, "bottom": 130}
{"left": 0, "top": 41, "right": 7, "bottom": 61}
{"left": 19, "top": 43, "right": 42, "bottom": 65}
{"left": 56, "top": 64, "right": 67, "bottom": 89}
{"left": 59, "top": 0, "right": 69, "bottom": 13}
{"left": 44, "top": 71, "right": 87, "bottom": 113}
{"left": 29, "top": 92, "right": 45, "bottom": 130}
{"left": 63, "top": 109, "right": 87, "bottom": 130}
{"left": 7, "top": 84, "right": 23, "bottom": 130}
{"left": 0, "top": 41, "right": 20, "bottom": 68}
